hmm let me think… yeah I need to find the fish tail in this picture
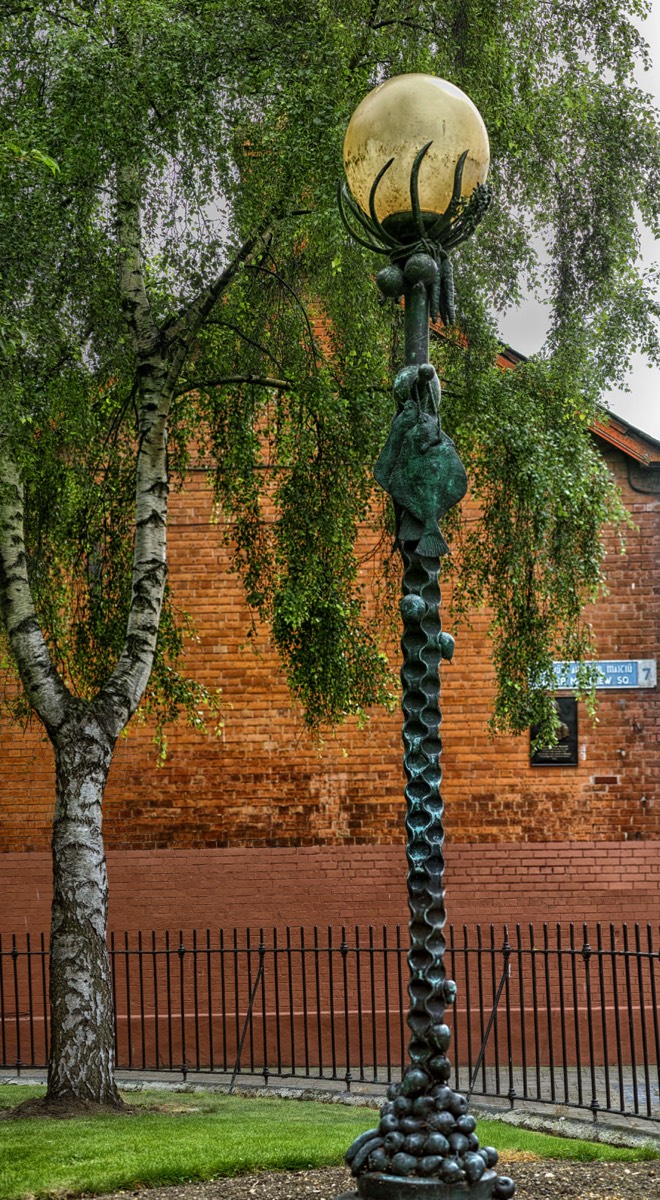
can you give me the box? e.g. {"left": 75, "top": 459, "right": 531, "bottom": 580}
{"left": 398, "top": 510, "right": 424, "bottom": 543}
{"left": 416, "top": 529, "right": 450, "bottom": 558}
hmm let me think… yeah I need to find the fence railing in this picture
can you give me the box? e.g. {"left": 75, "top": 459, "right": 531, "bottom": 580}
{"left": 2, "top": 922, "right": 659, "bottom": 1124}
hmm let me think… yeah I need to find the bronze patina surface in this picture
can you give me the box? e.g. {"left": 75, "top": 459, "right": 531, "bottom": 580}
{"left": 340, "top": 146, "right": 512, "bottom": 1200}
{"left": 338, "top": 1167, "right": 499, "bottom": 1200}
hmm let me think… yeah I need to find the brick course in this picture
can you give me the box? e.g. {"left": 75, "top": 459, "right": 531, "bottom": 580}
{"left": 2, "top": 842, "right": 660, "bottom": 936}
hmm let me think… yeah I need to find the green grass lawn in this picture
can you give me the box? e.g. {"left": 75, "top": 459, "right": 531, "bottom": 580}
{"left": 0, "top": 1084, "right": 657, "bottom": 1200}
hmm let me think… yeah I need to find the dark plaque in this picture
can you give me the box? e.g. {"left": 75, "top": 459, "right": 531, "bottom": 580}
{"left": 530, "top": 697, "right": 578, "bottom": 767}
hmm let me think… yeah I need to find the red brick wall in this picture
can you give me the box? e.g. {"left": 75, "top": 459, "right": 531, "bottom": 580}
{"left": 2, "top": 841, "right": 659, "bottom": 937}
{"left": 0, "top": 444, "right": 658, "bottom": 933}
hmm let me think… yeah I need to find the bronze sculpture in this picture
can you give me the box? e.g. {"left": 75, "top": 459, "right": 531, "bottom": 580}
{"left": 338, "top": 90, "right": 515, "bottom": 1200}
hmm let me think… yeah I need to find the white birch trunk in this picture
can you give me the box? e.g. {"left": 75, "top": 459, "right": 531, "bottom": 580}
{"left": 48, "top": 710, "right": 119, "bottom": 1104}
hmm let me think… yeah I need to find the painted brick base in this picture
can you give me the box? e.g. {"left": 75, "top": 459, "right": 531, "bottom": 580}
{"left": 2, "top": 841, "right": 659, "bottom": 936}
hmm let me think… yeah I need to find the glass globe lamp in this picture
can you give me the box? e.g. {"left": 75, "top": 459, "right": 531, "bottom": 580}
{"left": 343, "top": 74, "right": 489, "bottom": 239}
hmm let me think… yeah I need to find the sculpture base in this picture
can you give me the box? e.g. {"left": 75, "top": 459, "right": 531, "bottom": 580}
{"left": 338, "top": 1171, "right": 497, "bottom": 1200}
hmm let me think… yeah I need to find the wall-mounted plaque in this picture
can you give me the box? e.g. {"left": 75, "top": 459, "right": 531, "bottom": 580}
{"left": 530, "top": 697, "right": 578, "bottom": 767}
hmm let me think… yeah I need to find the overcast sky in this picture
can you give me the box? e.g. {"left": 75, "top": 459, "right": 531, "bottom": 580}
{"left": 498, "top": 9, "right": 660, "bottom": 442}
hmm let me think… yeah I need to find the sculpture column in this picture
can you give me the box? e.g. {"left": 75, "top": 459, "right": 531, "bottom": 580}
{"left": 338, "top": 73, "right": 515, "bottom": 1200}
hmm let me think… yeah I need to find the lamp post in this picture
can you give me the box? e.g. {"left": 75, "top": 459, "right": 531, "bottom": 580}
{"left": 339, "top": 76, "right": 514, "bottom": 1200}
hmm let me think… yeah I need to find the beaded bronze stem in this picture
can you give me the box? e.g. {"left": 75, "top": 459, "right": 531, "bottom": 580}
{"left": 339, "top": 149, "right": 515, "bottom": 1200}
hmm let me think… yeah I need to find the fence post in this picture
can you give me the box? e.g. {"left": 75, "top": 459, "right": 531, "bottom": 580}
{"left": 229, "top": 939, "right": 265, "bottom": 1094}
{"left": 468, "top": 929, "right": 512, "bottom": 1100}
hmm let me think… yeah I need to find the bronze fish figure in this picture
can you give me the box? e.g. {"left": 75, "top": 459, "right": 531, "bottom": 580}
{"left": 388, "top": 422, "right": 467, "bottom": 556}
{"left": 374, "top": 362, "right": 467, "bottom": 558}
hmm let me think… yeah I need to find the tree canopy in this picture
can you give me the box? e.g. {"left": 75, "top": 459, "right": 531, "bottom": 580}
{"left": 1, "top": 0, "right": 659, "bottom": 746}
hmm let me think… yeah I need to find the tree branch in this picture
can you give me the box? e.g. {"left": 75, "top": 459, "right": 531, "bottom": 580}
{"left": 93, "top": 373, "right": 170, "bottom": 739}
{"left": 161, "top": 216, "right": 275, "bottom": 366}
{"left": 205, "top": 316, "right": 286, "bottom": 373}
{"left": 93, "top": 169, "right": 173, "bottom": 737}
{"left": 367, "top": 0, "right": 382, "bottom": 25}
{"left": 244, "top": 264, "right": 319, "bottom": 363}
{"left": 116, "top": 163, "right": 160, "bottom": 356}
{"left": 0, "top": 451, "right": 71, "bottom": 733}
{"left": 175, "top": 374, "right": 291, "bottom": 397}
{"left": 370, "top": 18, "right": 433, "bottom": 31}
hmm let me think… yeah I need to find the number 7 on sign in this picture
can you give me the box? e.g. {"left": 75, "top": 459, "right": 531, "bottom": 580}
{"left": 639, "top": 660, "right": 657, "bottom": 687}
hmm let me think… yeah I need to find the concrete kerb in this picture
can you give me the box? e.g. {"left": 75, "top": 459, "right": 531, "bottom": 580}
{"left": 2, "top": 1069, "right": 660, "bottom": 1153}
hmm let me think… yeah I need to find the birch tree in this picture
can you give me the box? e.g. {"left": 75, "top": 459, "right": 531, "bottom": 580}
{"left": 1, "top": 0, "right": 658, "bottom": 1107}
{"left": 0, "top": 0, "right": 414, "bottom": 1108}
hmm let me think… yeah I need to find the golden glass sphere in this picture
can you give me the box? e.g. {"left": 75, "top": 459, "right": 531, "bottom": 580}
{"left": 343, "top": 74, "right": 489, "bottom": 223}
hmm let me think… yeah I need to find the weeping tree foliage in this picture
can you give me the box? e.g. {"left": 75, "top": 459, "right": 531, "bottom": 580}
{"left": 0, "top": 0, "right": 659, "bottom": 1104}
{"left": 198, "top": 0, "right": 660, "bottom": 738}
{"left": 444, "top": 352, "right": 631, "bottom": 736}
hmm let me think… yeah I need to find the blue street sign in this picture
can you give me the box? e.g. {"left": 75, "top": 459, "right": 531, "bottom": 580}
{"left": 552, "top": 659, "right": 657, "bottom": 690}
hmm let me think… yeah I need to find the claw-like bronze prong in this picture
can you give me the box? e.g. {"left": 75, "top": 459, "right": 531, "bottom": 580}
{"left": 410, "top": 141, "right": 433, "bottom": 240}
{"left": 341, "top": 182, "right": 391, "bottom": 247}
{"left": 368, "top": 157, "right": 400, "bottom": 248}
{"left": 337, "top": 182, "right": 389, "bottom": 253}
{"left": 451, "top": 150, "right": 469, "bottom": 208}
{"left": 424, "top": 149, "right": 470, "bottom": 243}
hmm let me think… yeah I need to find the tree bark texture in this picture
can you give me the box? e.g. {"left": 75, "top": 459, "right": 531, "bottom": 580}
{"left": 47, "top": 709, "right": 119, "bottom": 1104}
{"left": 0, "top": 456, "right": 122, "bottom": 1102}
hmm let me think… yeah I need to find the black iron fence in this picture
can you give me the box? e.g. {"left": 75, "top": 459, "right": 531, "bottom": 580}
{"left": 2, "top": 922, "right": 660, "bottom": 1124}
